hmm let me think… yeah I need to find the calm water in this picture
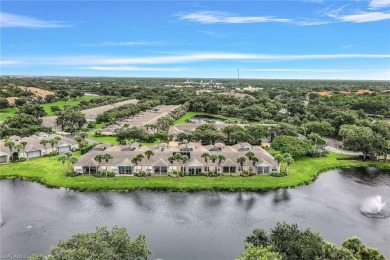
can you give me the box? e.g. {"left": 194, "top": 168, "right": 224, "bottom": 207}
{"left": 1, "top": 167, "right": 389, "bottom": 259}
{"left": 192, "top": 115, "right": 226, "bottom": 124}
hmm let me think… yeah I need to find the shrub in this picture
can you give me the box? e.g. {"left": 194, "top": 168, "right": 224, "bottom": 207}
{"left": 94, "top": 171, "right": 116, "bottom": 178}
{"left": 80, "top": 143, "right": 97, "bottom": 155}
{"left": 94, "top": 130, "right": 102, "bottom": 137}
{"left": 134, "top": 171, "right": 150, "bottom": 177}
{"left": 87, "top": 121, "right": 96, "bottom": 128}
{"left": 66, "top": 171, "right": 82, "bottom": 177}
{"left": 208, "top": 171, "right": 219, "bottom": 177}
{"left": 270, "top": 171, "right": 287, "bottom": 177}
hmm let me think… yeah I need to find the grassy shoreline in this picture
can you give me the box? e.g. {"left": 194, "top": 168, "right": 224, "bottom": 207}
{"left": 0, "top": 153, "right": 389, "bottom": 192}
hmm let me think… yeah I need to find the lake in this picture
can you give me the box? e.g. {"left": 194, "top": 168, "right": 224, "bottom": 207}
{"left": 1, "top": 167, "right": 389, "bottom": 259}
{"left": 191, "top": 115, "right": 226, "bottom": 124}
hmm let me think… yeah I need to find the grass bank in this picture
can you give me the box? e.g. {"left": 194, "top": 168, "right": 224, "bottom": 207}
{"left": 0, "top": 152, "right": 388, "bottom": 192}
{"left": 173, "top": 112, "right": 245, "bottom": 125}
{"left": 0, "top": 96, "right": 99, "bottom": 121}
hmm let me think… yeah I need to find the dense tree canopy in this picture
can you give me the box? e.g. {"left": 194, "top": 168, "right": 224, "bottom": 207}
{"left": 271, "top": 136, "right": 312, "bottom": 157}
{"left": 244, "top": 223, "right": 385, "bottom": 260}
{"left": 29, "top": 226, "right": 151, "bottom": 260}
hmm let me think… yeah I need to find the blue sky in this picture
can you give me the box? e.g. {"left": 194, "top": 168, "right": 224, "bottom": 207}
{"left": 1, "top": 0, "right": 390, "bottom": 80}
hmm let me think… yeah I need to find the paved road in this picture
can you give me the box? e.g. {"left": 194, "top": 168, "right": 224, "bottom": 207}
{"left": 322, "top": 137, "right": 362, "bottom": 156}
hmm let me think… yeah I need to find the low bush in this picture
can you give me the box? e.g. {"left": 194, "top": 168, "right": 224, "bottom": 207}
{"left": 94, "top": 171, "right": 116, "bottom": 178}
{"left": 80, "top": 143, "right": 97, "bottom": 155}
{"left": 65, "top": 171, "right": 82, "bottom": 177}
{"left": 134, "top": 171, "right": 151, "bottom": 177}
{"left": 270, "top": 171, "right": 287, "bottom": 177}
{"left": 240, "top": 171, "right": 256, "bottom": 177}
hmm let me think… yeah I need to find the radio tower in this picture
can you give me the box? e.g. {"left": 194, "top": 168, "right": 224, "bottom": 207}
{"left": 237, "top": 69, "right": 240, "bottom": 85}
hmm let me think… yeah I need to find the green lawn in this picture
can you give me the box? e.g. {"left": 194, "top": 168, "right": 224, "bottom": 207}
{"left": 87, "top": 134, "right": 162, "bottom": 147}
{"left": 88, "top": 134, "right": 118, "bottom": 144}
{"left": 173, "top": 112, "right": 245, "bottom": 125}
{"left": 0, "top": 108, "right": 16, "bottom": 122}
{"left": 0, "top": 96, "right": 99, "bottom": 121}
{"left": 0, "top": 152, "right": 388, "bottom": 192}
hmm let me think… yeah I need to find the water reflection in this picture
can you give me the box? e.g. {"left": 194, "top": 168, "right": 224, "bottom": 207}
{"left": 273, "top": 189, "right": 291, "bottom": 204}
{"left": 236, "top": 192, "right": 257, "bottom": 211}
{"left": 202, "top": 192, "right": 222, "bottom": 207}
{"left": 128, "top": 191, "right": 155, "bottom": 212}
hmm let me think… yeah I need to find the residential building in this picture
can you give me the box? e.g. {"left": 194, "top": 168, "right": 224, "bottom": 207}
{"left": 0, "top": 133, "right": 78, "bottom": 163}
{"left": 73, "top": 141, "right": 278, "bottom": 175}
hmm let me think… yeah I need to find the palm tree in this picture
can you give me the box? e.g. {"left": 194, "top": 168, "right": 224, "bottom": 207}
{"left": 58, "top": 154, "right": 68, "bottom": 174}
{"left": 4, "top": 140, "right": 15, "bottom": 162}
{"left": 131, "top": 157, "right": 140, "bottom": 166}
{"left": 217, "top": 154, "right": 226, "bottom": 174}
{"left": 245, "top": 151, "right": 255, "bottom": 160}
{"left": 283, "top": 153, "right": 294, "bottom": 175}
{"left": 132, "top": 154, "right": 144, "bottom": 173}
{"left": 40, "top": 139, "right": 49, "bottom": 155}
{"left": 181, "top": 155, "right": 189, "bottom": 175}
{"left": 167, "top": 155, "right": 175, "bottom": 173}
{"left": 49, "top": 139, "right": 56, "bottom": 154}
{"left": 94, "top": 154, "right": 104, "bottom": 173}
{"left": 173, "top": 153, "right": 183, "bottom": 174}
{"left": 78, "top": 132, "right": 87, "bottom": 141}
{"left": 14, "top": 143, "right": 23, "bottom": 161}
{"left": 209, "top": 154, "right": 218, "bottom": 173}
{"left": 144, "top": 150, "right": 154, "bottom": 173}
{"left": 103, "top": 153, "right": 113, "bottom": 178}
{"left": 144, "top": 150, "right": 154, "bottom": 161}
{"left": 69, "top": 156, "right": 78, "bottom": 174}
{"left": 17, "top": 141, "right": 27, "bottom": 159}
{"left": 201, "top": 152, "right": 210, "bottom": 174}
{"left": 274, "top": 154, "right": 284, "bottom": 173}
{"left": 236, "top": 156, "right": 246, "bottom": 173}
{"left": 250, "top": 156, "right": 259, "bottom": 173}
{"left": 53, "top": 136, "right": 62, "bottom": 153}
{"left": 308, "top": 133, "right": 321, "bottom": 155}
{"left": 217, "top": 154, "right": 226, "bottom": 166}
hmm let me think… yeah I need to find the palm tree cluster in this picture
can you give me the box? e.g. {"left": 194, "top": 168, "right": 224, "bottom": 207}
{"left": 4, "top": 138, "right": 28, "bottom": 161}
{"left": 58, "top": 152, "right": 78, "bottom": 174}
{"left": 74, "top": 132, "right": 88, "bottom": 148}
{"left": 200, "top": 152, "right": 226, "bottom": 175}
{"left": 94, "top": 153, "right": 114, "bottom": 177}
{"left": 274, "top": 153, "right": 294, "bottom": 175}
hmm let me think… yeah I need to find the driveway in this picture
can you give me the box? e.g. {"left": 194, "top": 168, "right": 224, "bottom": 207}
{"left": 322, "top": 137, "right": 362, "bottom": 156}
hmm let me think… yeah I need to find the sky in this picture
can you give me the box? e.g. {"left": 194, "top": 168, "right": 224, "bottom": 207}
{"left": 1, "top": 0, "right": 390, "bottom": 80}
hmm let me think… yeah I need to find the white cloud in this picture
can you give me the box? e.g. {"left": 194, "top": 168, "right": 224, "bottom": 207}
{"left": 179, "top": 11, "right": 293, "bottom": 24}
{"left": 0, "top": 12, "right": 72, "bottom": 28}
{"left": 296, "top": 20, "right": 331, "bottom": 26}
{"left": 369, "top": 0, "right": 390, "bottom": 9}
{"left": 336, "top": 11, "right": 390, "bottom": 22}
{"left": 198, "top": 30, "right": 226, "bottom": 37}
{"left": 85, "top": 66, "right": 183, "bottom": 71}
{"left": 17, "top": 53, "right": 390, "bottom": 66}
{"left": 82, "top": 41, "right": 168, "bottom": 47}
{"left": 0, "top": 60, "right": 23, "bottom": 65}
